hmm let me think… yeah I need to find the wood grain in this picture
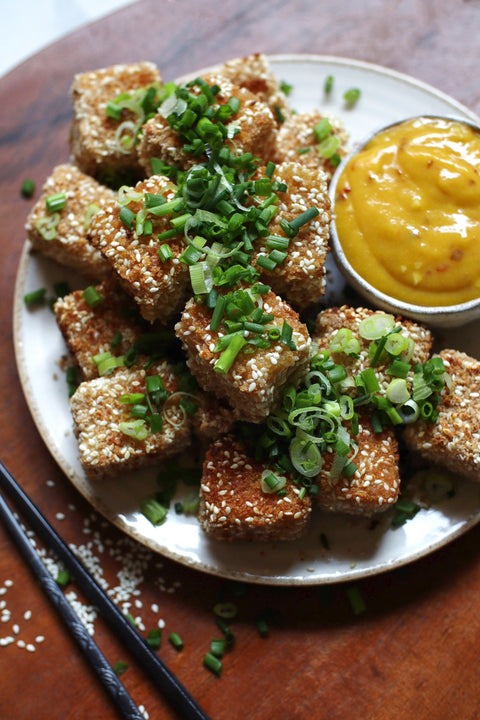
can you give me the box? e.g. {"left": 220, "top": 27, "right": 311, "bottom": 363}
{"left": 2, "top": 1, "right": 480, "bottom": 718}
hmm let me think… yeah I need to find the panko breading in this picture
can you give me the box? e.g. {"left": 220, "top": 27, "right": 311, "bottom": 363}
{"left": 199, "top": 434, "right": 311, "bottom": 541}
{"left": 252, "top": 161, "right": 331, "bottom": 309}
{"left": 69, "top": 62, "right": 161, "bottom": 180}
{"left": 88, "top": 175, "right": 190, "bottom": 323}
{"left": 316, "top": 411, "right": 401, "bottom": 515}
{"left": 403, "top": 349, "right": 480, "bottom": 481}
{"left": 138, "top": 74, "right": 277, "bottom": 175}
{"left": 70, "top": 361, "right": 191, "bottom": 479}
{"left": 275, "top": 110, "right": 349, "bottom": 181}
{"left": 175, "top": 291, "right": 311, "bottom": 424}
{"left": 53, "top": 279, "right": 146, "bottom": 380}
{"left": 25, "top": 164, "right": 114, "bottom": 280}
{"left": 216, "top": 53, "right": 291, "bottom": 125}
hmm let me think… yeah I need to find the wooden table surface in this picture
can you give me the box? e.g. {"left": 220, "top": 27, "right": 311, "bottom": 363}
{"left": 2, "top": 1, "right": 480, "bottom": 718}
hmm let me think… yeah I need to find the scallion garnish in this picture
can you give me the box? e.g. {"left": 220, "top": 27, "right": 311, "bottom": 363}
{"left": 45, "top": 192, "right": 66, "bottom": 213}
{"left": 141, "top": 497, "right": 169, "bottom": 525}
{"left": 21, "top": 178, "right": 35, "bottom": 198}
{"left": 82, "top": 285, "right": 104, "bottom": 308}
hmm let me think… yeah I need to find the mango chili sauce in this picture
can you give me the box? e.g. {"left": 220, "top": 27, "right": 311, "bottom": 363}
{"left": 334, "top": 116, "right": 480, "bottom": 307}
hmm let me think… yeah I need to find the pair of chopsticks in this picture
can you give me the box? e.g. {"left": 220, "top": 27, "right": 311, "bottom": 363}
{"left": 0, "top": 460, "right": 211, "bottom": 720}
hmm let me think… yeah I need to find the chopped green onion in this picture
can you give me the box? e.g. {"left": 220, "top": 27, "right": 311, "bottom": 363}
{"left": 388, "top": 359, "right": 411, "bottom": 378}
{"left": 146, "top": 628, "right": 162, "bottom": 650}
{"left": 260, "top": 470, "right": 286, "bottom": 494}
{"left": 344, "top": 88, "right": 361, "bottom": 106}
{"left": 55, "top": 568, "right": 71, "bottom": 587}
{"left": 346, "top": 585, "right": 366, "bottom": 615}
{"left": 203, "top": 652, "right": 222, "bottom": 676}
{"left": 119, "top": 418, "right": 148, "bottom": 441}
{"left": 119, "top": 205, "right": 135, "bottom": 230}
{"left": 35, "top": 213, "right": 60, "bottom": 241}
{"left": 158, "top": 243, "right": 174, "bottom": 262}
{"left": 141, "top": 497, "right": 168, "bottom": 525}
{"left": 318, "top": 134, "right": 340, "bottom": 159}
{"left": 45, "top": 192, "right": 66, "bottom": 213}
{"left": 359, "top": 313, "right": 395, "bottom": 340}
{"left": 210, "top": 638, "right": 226, "bottom": 658}
{"left": 169, "top": 632, "right": 184, "bottom": 650}
{"left": 21, "top": 178, "right": 35, "bottom": 198}
{"left": 84, "top": 203, "right": 101, "bottom": 230}
{"left": 82, "top": 285, "right": 104, "bottom": 308}
{"left": 324, "top": 75, "right": 334, "bottom": 93}
{"left": 213, "top": 602, "right": 238, "bottom": 619}
{"left": 386, "top": 378, "right": 410, "bottom": 405}
{"left": 214, "top": 334, "right": 246, "bottom": 374}
{"left": 113, "top": 661, "right": 129, "bottom": 676}
{"left": 313, "top": 117, "right": 332, "bottom": 142}
{"left": 24, "top": 288, "right": 47, "bottom": 308}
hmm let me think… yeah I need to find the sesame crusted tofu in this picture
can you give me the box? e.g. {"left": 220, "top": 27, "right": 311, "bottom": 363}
{"left": 175, "top": 290, "right": 311, "bottom": 423}
{"left": 25, "top": 164, "right": 114, "bottom": 280}
{"left": 275, "top": 110, "right": 349, "bottom": 181}
{"left": 69, "top": 361, "right": 191, "bottom": 479}
{"left": 314, "top": 306, "right": 433, "bottom": 385}
{"left": 191, "top": 393, "right": 235, "bottom": 445}
{"left": 88, "top": 175, "right": 190, "bottom": 323}
{"left": 199, "top": 434, "right": 312, "bottom": 541}
{"left": 403, "top": 349, "right": 480, "bottom": 482}
{"left": 216, "top": 53, "right": 291, "bottom": 125}
{"left": 138, "top": 74, "right": 277, "bottom": 175}
{"left": 69, "top": 62, "right": 161, "bottom": 181}
{"left": 252, "top": 161, "right": 331, "bottom": 309}
{"left": 316, "top": 411, "right": 401, "bottom": 515}
{"left": 53, "top": 279, "right": 146, "bottom": 380}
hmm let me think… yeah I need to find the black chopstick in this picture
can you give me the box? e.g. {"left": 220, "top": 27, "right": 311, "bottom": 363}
{"left": 0, "top": 487, "right": 145, "bottom": 720}
{"left": 0, "top": 461, "right": 211, "bottom": 720}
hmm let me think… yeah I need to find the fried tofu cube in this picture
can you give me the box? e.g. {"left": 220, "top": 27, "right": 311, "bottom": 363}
{"left": 252, "top": 161, "right": 331, "bottom": 309}
{"left": 25, "top": 164, "right": 114, "bottom": 280}
{"left": 275, "top": 110, "right": 349, "bottom": 181}
{"left": 69, "top": 62, "right": 161, "bottom": 181}
{"left": 175, "top": 290, "right": 311, "bottom": 423}
{"left": 191, "top": 393, "right": 235, "bottom": 445}
{"left": 316, "top": 411, "right": 401, "bottom": 515}
{"left": 88, "top": 175, "right": 190, "bottom": 323}
{"left": 199, "top": 434, "right": 311, "bottom": 541}
{"left": 70, "top": 361, "right": 191, "bottom": 479}
{"left": 403, "top": 349, "right": 480, "bottom": 482}
{"left": 313, "top": 306, "right": 433, "bottom": 384}
{"left": 216, "top": 53, "right": 291, "bottom": 125}
{"left": 138, "top": 73, "right": 276, "bottom": 175}
{"left": 53, "top": 279, "right": 147, "bottom": 380}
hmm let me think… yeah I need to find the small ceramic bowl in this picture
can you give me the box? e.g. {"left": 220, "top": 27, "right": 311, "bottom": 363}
{"left": 328, "top": 115, "right": 480, "bottom": 328}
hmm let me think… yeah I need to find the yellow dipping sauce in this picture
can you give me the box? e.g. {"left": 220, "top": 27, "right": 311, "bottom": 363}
{"left": 334, "top": 116, "right": 480, "bottom": 306}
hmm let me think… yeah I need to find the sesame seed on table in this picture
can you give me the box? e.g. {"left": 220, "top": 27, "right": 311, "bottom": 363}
{"left": 3, "top": 2, "right": 480, "bottom": 720}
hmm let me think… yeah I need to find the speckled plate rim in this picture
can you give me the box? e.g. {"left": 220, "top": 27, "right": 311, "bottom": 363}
{"left": 13, "top": 55, "right": 480, "bottom": 586}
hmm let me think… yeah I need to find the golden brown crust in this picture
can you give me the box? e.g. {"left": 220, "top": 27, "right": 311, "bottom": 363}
{"left": 25, "top": 164, "right": 114, "bottom": 280}
{"left": 175, "top": 290, "right": 311, "bottom": 423}
{"left": 275, "top": 110, "right": 349, "bottom": 181}
{"left": 216, "top": 53, "right": 291, "bottom": 125}
{"left": 53, "top": 279, "right": 146, "bottom": 380}
{"left": 252, "top": 161, "right": 331, "bottom": 309}
{"left": 313, "top": 305, "right": 433, "bottom": 388}
{"left": 316, "top": 411, "right": 401, "bottom": 515}
{"left": 403, "top": 349, "right": 480, "bottom": 481}
{"left": 70, "top": 361, "right": 191, "bottom": 480}
{"left": 138, "top": 74, "right": 276, "bottom": 174}
{"left": 69, "top": 62, "right": 161, "bottom": 179}
{"left": 88, "top": 175, "right": 190, "bottom": 323}
{"left": 199, "top": 434, "right": 311, "bottom": 541}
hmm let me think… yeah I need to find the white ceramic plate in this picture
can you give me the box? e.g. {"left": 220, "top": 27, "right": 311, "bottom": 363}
{"left": 13, "top": 55, "right": 480, "bottom": 586}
